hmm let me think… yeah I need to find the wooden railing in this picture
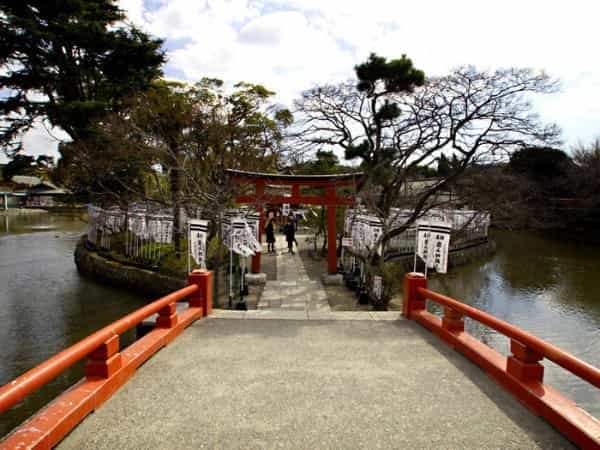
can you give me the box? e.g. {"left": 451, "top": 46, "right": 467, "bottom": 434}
{"left": 0, "top": 270, "right": 212, "bottom": 449}
{"left": 403, "top": 272, "right": 600, "bottom": 449}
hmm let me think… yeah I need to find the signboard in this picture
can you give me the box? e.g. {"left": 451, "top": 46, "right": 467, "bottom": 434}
{"left": 416, "top": 221, "right": 451, "bottom": 273}
{"left": 189, "top": 219, "right": 209, "bottom": 269}
{"left": 367, "top": 217, "right": 383, "bottom": 255}
{"left": 282, "top": 203, "right": 290, "bottom": 216}
{"left": 342, "top": 237, "right": 353, "bottom": 248}
{"left": 245, "top": 212, "right": 262, "bottom": 253}
{"left": 230, "top": 218, "right": 260, "bottom": 257}
{"left": 373, "top": 275, "right": 383, "bottom": 300}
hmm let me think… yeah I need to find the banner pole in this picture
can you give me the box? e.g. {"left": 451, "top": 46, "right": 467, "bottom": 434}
{"left": 229, "top": 248, "right": 233, "bottom": 308}
{"left": 187, "top": 221, "right": 190, "bottom": 275}
{"left": 413, "top": 224, "right": 418, "bottom": 273}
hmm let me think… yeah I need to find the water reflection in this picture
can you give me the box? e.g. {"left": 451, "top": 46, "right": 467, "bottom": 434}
{"left": 428, "top": 230, "right": 600, "bottom": 417}
{"left": 0, "top": 213, "right": 146, "bottom": 437}
{"left": 0, "top": 211, "right": 86, "bottom": 235}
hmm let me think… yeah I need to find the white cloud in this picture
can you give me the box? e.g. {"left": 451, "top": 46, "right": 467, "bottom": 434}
{"left": 0, "top": 120, "right": 70, "bottom": 164}
{"left": 127, "top": 0, "right": 600, "bottom": 149}
{"left": 163, "top": 7, "right": 355, "bottom": 103}
{"left": 7, "top": 0, "right": 600, "bottom": 161}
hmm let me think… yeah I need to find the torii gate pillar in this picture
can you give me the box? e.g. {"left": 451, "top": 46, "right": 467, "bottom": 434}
{"left": 251, "top": 180, "right": 265, "bottom": 274}
{"left": 326, "top": 186, "right": 338, "bottom": 274}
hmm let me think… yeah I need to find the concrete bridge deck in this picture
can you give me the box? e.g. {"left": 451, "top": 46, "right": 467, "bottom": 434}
{"left": 58, "top": 317, "right": 571, "bottom": 449}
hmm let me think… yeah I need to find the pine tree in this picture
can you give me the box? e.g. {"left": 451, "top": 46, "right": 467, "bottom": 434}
{"left": 0, "top": 0, "right": 165, "bottom": 152}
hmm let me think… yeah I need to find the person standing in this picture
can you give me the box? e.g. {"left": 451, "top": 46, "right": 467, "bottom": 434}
{"left": 265, "top": 218, "right": 276, "bottom": 253}
{"left": 283, "top": 216, "right": 296, "bottom": 255}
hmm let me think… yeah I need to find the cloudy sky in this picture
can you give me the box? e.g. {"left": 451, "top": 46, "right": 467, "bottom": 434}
{"left": 9, "top": 0, "right": 600, "bottom": 162}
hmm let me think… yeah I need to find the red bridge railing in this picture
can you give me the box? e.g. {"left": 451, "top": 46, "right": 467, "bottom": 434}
{"left": 0, "top": 270, "right": 212, "bottom": 449}
{"left": 403, "top": 272, "right": 600, "bottom": 449}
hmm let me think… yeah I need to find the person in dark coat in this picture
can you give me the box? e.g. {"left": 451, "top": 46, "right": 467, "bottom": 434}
{"left": 265, "top": 219, "right": 276, "bottom": 253}
{"left": 283, "top": 216, "right": 296, "bottom": 254}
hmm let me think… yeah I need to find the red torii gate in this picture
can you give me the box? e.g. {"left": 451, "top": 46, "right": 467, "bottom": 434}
{"left": 227, "top": 169, "right": 362, "bottom": 275}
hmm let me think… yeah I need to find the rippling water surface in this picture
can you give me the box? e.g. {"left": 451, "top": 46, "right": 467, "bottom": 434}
{"left": 428, "top": 230, "right": 600, "bottom": 417}
{"left": 0, "top": 216, "right": 599, "bottom": 437}
{"left": 0, "top": 213, "right": 146, "bottom": 437}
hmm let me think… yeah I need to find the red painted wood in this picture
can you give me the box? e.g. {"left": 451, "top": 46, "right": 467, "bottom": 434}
{"left": 0, "top": 284, "right": 199, "bottom": 414}
{"left": 402, "top": 272, "right": 427, "bottom": 318}
{"left": 236, "top": 194, "right": 354, "bottom": 206}
{"left": 511, "top": 339, "right": 543, "bottom": 363}
{"left": 292, "top": 184, "right": 300, "bottom": 198}
{"left": 506, "top": 356, "right": 545, "bottom": 382}
{"left": 327, "top": 205, "right": 337, "bottom": 274}
{"left": 404, "top": 274, "right": 600, "bottom": 449}
{"left": 230, "top": 175, "right": 359, "bottom": 187}
{"left": 252, "top": 181, "right": 265, "bottom": 273}
{"left": 0, "top": 306, "right": 204, "bottom": 450}
{"left": 188, "top": 270, "right": 212, "bottom": 316}
{"left": 85, "top": 353, "right": 123, "bottom": 379}
{"left": 89, "top": 334, "right": 119, "bottom": 360}
{"left": 232, "top": 171, "right": 357, "bottom": 276}
{"left": 417, "top": 286, "right": 600, "bottom": 388}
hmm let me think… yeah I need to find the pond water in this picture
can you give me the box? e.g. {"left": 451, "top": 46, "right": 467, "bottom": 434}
{"left": 0, "top": 216, "right": 599, "bottom": 438}
{"left": 0, "top": 212, "right": 146, "bottom": 437}
{"left": 428, "top": 230, "right": 600, "bottom": 417}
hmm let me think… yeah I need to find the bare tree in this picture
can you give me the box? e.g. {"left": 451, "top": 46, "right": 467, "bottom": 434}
{"left": 295, "top": 63, "right": 560, "bottom": 306}
{"left": 571, "top": 137, "right": 600, "bottom": 207}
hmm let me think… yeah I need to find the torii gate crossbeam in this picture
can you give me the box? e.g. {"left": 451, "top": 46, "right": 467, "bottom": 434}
{"left": 227, "top": 169, "right": 362, "bottom": 274}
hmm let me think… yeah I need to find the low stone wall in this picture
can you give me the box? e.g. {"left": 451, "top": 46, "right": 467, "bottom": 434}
{"left": 387, "top": 239, "right": 497, "bottom": 271}
{"left": 74, "top": 238, "right": 186, "bottom": 297}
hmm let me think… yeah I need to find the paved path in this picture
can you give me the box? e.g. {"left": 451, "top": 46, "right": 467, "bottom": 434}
{"left": 255, "top": 241, "right": 333, "bottom": 319}
{"left": 58, "top": 318, "right": 571, "bottom": 449}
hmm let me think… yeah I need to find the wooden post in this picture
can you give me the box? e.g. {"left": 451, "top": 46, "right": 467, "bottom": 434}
{"left": 507, "top": 339, "right": 544, "bottom": 382}
{"left": 326, "top": 185, "right": 337, "bottom": 274}
{"left": 327, "top": 205, "right": 337, "bottom": 274}
{"left": 85, "top": 334, "right": 122, "bottom": 379}
{"left": 188, "top": 270, "right": 213, "bottom": 317}
{"left": 291, "top": 184, "right": 300, "bottom": 201}
{"left": 402, "top": 273, "right": 427, "bottom": 318}
{"left": 252, "top": 180, "right": 265, "bottom": 274}
{"left": 156, "top": 303, "right": 178, "bottom": 328}
{"left": 442, "top": 306, "right": 464, "bottom": 332}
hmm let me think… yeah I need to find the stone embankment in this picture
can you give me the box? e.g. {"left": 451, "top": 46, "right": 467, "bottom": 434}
{"left": 74, "top": 238, "right": 185, "bottom": 297}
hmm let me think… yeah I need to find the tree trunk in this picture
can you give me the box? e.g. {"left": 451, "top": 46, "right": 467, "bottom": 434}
{"left": 170, "top": 147, "right": 182, "bottom": 257}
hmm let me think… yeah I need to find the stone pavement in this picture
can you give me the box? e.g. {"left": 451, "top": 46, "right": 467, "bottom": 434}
{"left": 58, "top": 319, "right": 572, "bottom": 449}
{"left": 255, "top": 240, "right": 333, "bottom": 319}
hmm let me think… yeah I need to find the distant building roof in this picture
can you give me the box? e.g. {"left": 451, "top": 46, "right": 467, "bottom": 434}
{"left": 10, "top": 177, "right": 69, "bottom": 195}
{"left": 27, "top": 181, "right": 69, "bottom": 195}
{"left": 11, "top": 175, "right": 41, "bottom": 186}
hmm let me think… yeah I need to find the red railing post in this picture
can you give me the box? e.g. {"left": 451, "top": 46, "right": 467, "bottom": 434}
{"left": 156, "top": 303, "right": 178, "bottom": 328}
{"left": 507, "top": 339, "right": 544, "bottom": 382}
{"left": 402, "top": 272, "right": 427, "bottom": 318}
{"left": 442, "top": 306, "right": 464, "bottom": 332}
{"left": 85, "top": 334, "right": 122, "bottom": 379}
{"left": 188, "top": 270, "right": 212, "bottom": 317}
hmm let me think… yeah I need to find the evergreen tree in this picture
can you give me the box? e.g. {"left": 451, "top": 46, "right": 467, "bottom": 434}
{"left": 344, "top": 53, "right": 425, "bottom": 212}
{"left": 0, "top": 0, "right": 165, "bottom": 152}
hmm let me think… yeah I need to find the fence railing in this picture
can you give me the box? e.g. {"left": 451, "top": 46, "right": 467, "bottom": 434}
{"left": 386, "top": 225, "right": 488, "bottom": 257}
{"left": 344, "top": 209, "right": 490, "bottom": 259}
{"left": 403, "top": 272, "right": 600, "bottom": 449}
{"left": 0, "top": 270, "right": 212, "bottom": 449}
